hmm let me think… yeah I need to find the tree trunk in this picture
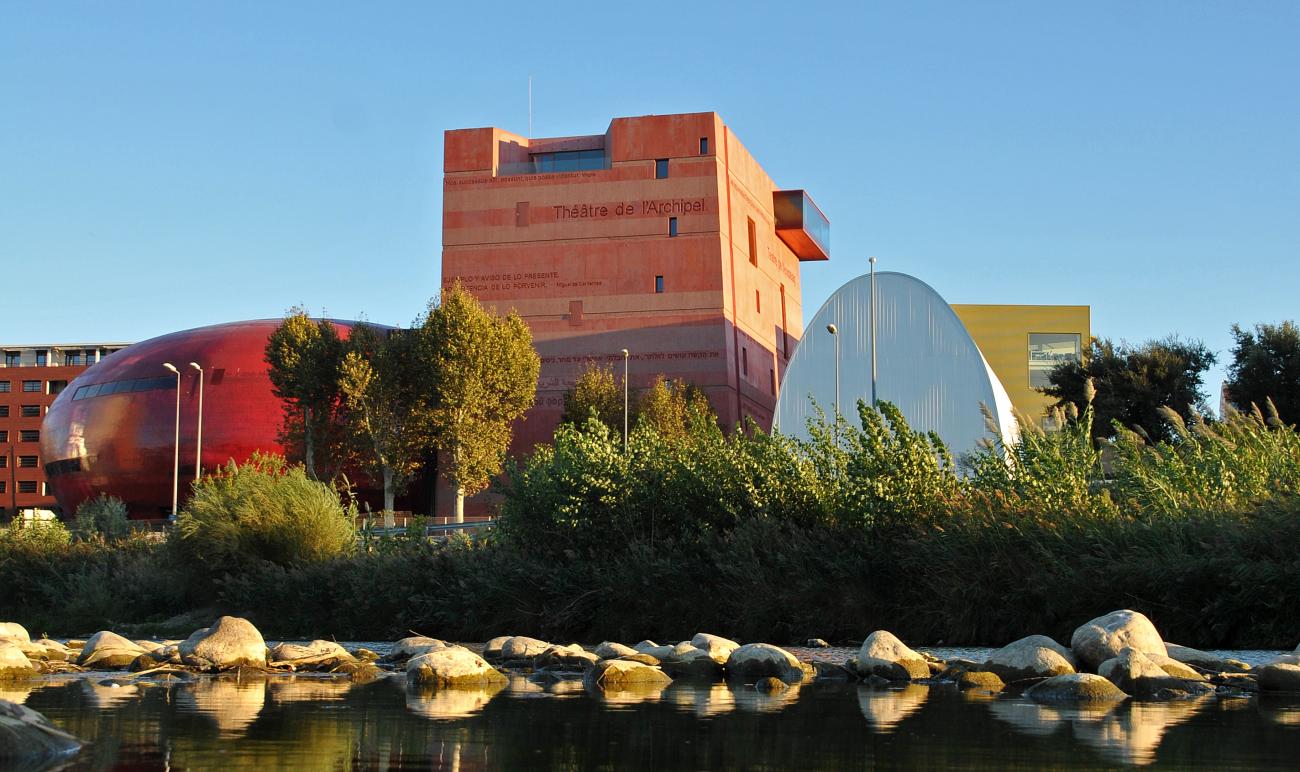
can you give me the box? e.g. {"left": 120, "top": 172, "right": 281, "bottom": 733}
{"left": 382, "top": 465, "right": 394, "bottom": 513}
{"left": 455, "top": 486, "right": 465, "bottom": 524}
{"left": 303, "top": 406, "right": 317, "bottom": 480}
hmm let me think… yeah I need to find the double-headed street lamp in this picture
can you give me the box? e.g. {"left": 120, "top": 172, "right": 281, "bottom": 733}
{"left": 162, "top": 363, "right": 181, "bottom": 519}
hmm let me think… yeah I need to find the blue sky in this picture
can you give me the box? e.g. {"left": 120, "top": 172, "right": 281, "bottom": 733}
{"left": 3, "top": 1, "right": 1297, "bottom": 403}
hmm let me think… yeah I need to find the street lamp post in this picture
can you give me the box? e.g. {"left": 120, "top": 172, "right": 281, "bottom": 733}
{"left": 826, "top": 324, "right": 840, "bottom": 418}
{"left": 869, "top": 256, "right": 878, "bottom": 407}
{"left": 189, "top": 362, "right": 204, "bottom": 482}
{"left": 621, "top": 349, "right": 630, "bottom": 454}
{"left": 162, "top": 362, "right": 181, "bottom": 519}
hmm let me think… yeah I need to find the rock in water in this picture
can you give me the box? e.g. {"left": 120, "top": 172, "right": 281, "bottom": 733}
{"left": 483, "top": 636, "right": 513, "bottom": 660}
{"left": 583, "top": 659, "right": 672, "bottom": 690}
{"left": 691, "top": 633, "right": 740, "bottom": 664}
{"left": 594, "top": 641, "right": 639, "bottom": 660}
{"left": 1070, "top": 610, "right": 1167, "bottom": 672}
{"left": 499, "top": 636, "right": 552, "bottom": 660}
{"left": 1258, "top": 663, "right": 1300, "bottom": 694}
{"left": 0, "top": 642, "right": 36, "bottom": 678}
{"left": 726, "top": 644, "right": 807, "bottom": 684}
{"left": 179, "top": 616, "right": 268, "bottom": 670}
{"left": 384, "top": 636, "right": 449, "bottom": 663}
{"left": 76, "top": 631, "right": 147, "bottom": 670}
{"left": 852, "top": 631, "right": 929, "bottom": 681}
{"left": 407, "top": 647, "right": 506, "bottom": 687}
{"left": 1164, "top": 643, "right": 1234, "bottom": 672}
{"left": 982, "top": 635, "right": 1076, "bottom": 681}
{"left": 0, "top": 700, "right": 81, "bottom": 763}
{"left": 0, "top": 623, "right": 31, "bottom": 644}
{"left": 957, "top": 671, "right": 1005, "bottom": 692}
{"left": 1098, "top": 648, "right": 1206, "bottom": 698}
{"left": 1025, "top": 673, "right": 1128, "bottom": 704}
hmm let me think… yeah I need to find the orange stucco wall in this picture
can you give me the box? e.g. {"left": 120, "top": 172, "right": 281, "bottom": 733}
{"left": 440, "top": 112, "right": 816, "bottom": 511}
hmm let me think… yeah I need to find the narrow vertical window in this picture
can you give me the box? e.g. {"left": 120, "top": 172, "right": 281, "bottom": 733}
{"left": 742, "top": 347, "right": 748, "bottom": 376}
{"left": 700, "top": 137, "right": 709, "bottom": 154}
{"left": 770, "top": 368, "right": 776, "bottom": 395}
{"left": 755, "top": 290, "right": 761, "bottom": 314}
{"left": 668, "top": 217, "right": 678, "bottom": 237}
{"left": 747, "top": 218, "right": 757, "bottom": 266}
{"left": 655, "top": 159, "right": 669, "bottom": 179}
{"left": 655, "top": 275, "right": 664, "bottom": 294}
{"left": 779, "top": 284, "right": 789, "bottom": 358}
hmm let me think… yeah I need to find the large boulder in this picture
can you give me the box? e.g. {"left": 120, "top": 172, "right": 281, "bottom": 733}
{"left": 0, "top": 642, "right": 36, "bottom": 678}
{"left": 1164, "top": 643, "right": 1235, "bottom": 672}
{"left": 852, "top": 631, "right": 929, "bottom": 681}
{"left": 1098, "top": 648, "right": 1208, "bottom": 699}
{"left": 659, "top": 643, "right": 722, "bottom": 678}
{"left": 982, "top": 635, "right": 1076, "bottom": 682}
{"left": 633, "top": 640, "right": 677, "bottom": 660}
{"left": 535, "top": 644, "right": 599, "bottom": 670}
{"left": 583, "top": 659, "right": 672, "bottom": 690}
{"left": 691, "top": 633, "right": 740, "bottom": 665}
{"left": 594, "top": 641, "right": 639, "bottom": 660}
{"left": 384, "top": 636, "right": 449, "bottom": 663}
{"left": 1025, "top": 673, "right": 1129, "bottom": 704}
{"left": 483, "top": 636, "right": 512, "bottom": 660}
{"left": 1070, "top": 610, "right": 1167, "bottom": 671}
{"left": 726, "top": 643, "right": 807, "bottom": 684}
{"left": 270, "top": 640, "right": 352, "bottom": 663}
{"left": 1258, "top": 663, "right": 1300, "bottom": 694}
{"left": 500, "top": 636, "right": 552, "bottom": 661}
{"left": 77, "top": 631, "right": 147, "bottom": 669}
{"left": 407, "top": 647, "right": 506, "bottom": 687}
{"left": 178, "top": 616, "right": 268, "bottom": 670}
{"left": 0, "top": 700, "right": 81, "bottom": 763}
{"left": 0, "top": 623, "right": 30, "bottom": 644}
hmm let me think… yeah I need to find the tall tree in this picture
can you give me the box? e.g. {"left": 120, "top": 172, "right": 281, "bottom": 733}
{"left": 636, "top": 375, "right": 716, "bottom": 442}
{"left": 421, "top": 283, "right": 540, "bottom": 522}
{"left": 1225, "top": 320, "right": 1300, "bottom": 426}
{"left": 1042, "top": 336, "right": 1216, "bottom": 443}
{"left": 560, "top": 361, "right": 625, "bottom": 432}
{"left": 264, "top": 309, "right": 346, "bottom": 480}
{"left": 338, "top": 324, "right": 429, "bottom": 512}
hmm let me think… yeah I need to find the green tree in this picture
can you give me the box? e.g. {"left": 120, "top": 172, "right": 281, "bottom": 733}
{"left": 635, "top": 375, "right": 715, "bottom": 442}
{"left": 560, "top": 361, "right": 625, "bottom": 432}
{"left": 338, "top": 323, "right": 430, "bottom": 513}
{"left": 1042, "top": 336, "right": 1216, "bottom": 442}
{"left": 264, "top": 309, "right": 347, "bottom": 480}
{"left": 72, "top": 494, "right": 131, "bottom": 541}
{"left": 421, "top": 283, "right": 540, "bottom": 522}
{"left": 1225, "top": 321, "right": 1300, "bottom": 426}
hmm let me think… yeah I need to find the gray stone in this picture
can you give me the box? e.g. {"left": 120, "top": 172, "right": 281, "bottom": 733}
{"left": 583, "top": 659, "right": 672, "bottom": 690}
{"left": 270, "top": 640, "right": 354, "bottom": 664}
{"left": 982, "top": 635, "right": 1077, "bottom": 682}
{"left": 1258, "top": 663, "right": 1300, "bottom": 693}
{"left": 957, "top": 671, "right": 1005, "bottom": 692}
{"left": 482, "top": 636, "right": 512, "bottom": 660}
{"left": 1165, "top": 643, "right": 1232, "bottom": 672}
{"left": 387, "top": 636, "right": 449, "bottom": 662}
{"left": 852, "top": 631, "right": 929, "bottom": 681}
{"left": 690, "top": 633, "right": 740, "bottom": 664}
{"left": 726, "top": 643, "right": 807, "bottom": 684}
{"left": 1025, "top": 673, "right": 1129, "bottom": 704}
{"left": 407, "top": 647, "right": 506, "bottom": 687}
{"left": 178, "top": 616, "right": 268, "bottom": 670}
{"left": 594, "top": 641, "right": 639, "bottom": 660}
{"left": 500, "top": 636, "right": 552, "bottom": 660}
{"left": 0, "top": 642, "right": 36, "bottom": 677}
{"left": 1070, "top": 610, "right": 1167, "bottom": 671}
{"left": 0, "top": 699, "right": 81, "bottom": 762}
{"left": 77, "top": 631, "right": 147, "bottom": 669}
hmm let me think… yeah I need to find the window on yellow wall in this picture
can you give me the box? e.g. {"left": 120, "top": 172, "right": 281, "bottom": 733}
{"left": 755, "top": 290, "right": 761, "bottom": 314}
{"left": 747, "top": 218, "right": 757, "bottom": 266}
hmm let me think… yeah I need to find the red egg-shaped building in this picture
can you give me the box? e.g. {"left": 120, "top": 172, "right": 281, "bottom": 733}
{"left": 41, "top": 319, "right": 377, "bottom": 519}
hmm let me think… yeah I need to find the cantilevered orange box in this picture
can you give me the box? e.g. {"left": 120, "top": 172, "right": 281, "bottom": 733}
{"left": 442, "top": 112, "right": 830, "bottom": 455}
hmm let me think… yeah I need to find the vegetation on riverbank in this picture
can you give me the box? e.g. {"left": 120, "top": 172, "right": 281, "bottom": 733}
{"left": 2, "top": 392, "right": 1298, "bottom": 647}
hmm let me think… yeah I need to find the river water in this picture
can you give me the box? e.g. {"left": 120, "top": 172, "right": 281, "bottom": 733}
{"left": 14, "top": 646, "right": 1300, "bottom": 770}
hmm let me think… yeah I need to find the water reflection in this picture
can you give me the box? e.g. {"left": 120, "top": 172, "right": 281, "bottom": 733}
{"left": 79, "top": 679, "right": 140, "bottom": 709}
{"left": 405, "top": 682, "right": 504, "bottom": 720}
{"left": 989, "top": 696, "right": 1211, "bottom": 766}
{"left": 268, "top": 676, "right": 355, "bottom": 704}
{"left": 857, "top": 683, "right": 928, "bottom": 733}
{"left": 665, "top": 682, "right": 735, "bottom": 717}
{"left": 585, "top": 680, "right": 667, "bottom": 707}
{"left": 1259, "top": 695, "right": 1300, "bottom": 727}
{"left": 175, "top": 677, "right": 266, "bottom": 736}
{"left": 733, "top": 682, "right": 802, "bottom": 714}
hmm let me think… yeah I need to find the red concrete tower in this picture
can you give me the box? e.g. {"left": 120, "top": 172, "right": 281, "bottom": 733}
{"left": 441, "top": 112, "right": 829, "bottom": 454}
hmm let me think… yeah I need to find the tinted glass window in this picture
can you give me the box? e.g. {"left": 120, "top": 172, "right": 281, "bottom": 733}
{"left": 0, "top": 381, "right": 10, "bottom": 393}
{"left": 655, "top": 159, "right": 668, "bottom": 179}
{"left": 1029, "top": 333, "right": 1082, "bottom": 388}
{"left": 22, "top": 380, "right": 41, "bottom": 392}
{"left": 531, "top": 149, "right": 606, "bottom": 173}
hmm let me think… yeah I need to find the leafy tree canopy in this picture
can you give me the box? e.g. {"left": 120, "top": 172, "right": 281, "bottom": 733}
{"left": 560, "top": 361, "right": 625, "bottom": 432}
{"left": 1225, "top": 320, "right": 1300, "bottom": 426}
{"left": 264, "top": 309, "right": 347, "bottom": 480}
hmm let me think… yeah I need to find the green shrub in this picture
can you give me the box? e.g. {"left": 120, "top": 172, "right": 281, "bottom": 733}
{"left": 72, "top": 494, "right": 131, "bottom": 541}
{"left": 171, "top": 453, "right": 357, "bottom": 587}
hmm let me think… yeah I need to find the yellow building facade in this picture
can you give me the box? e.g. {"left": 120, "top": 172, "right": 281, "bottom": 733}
{"left": 950, "top": 305, "right": 1091, "bottom": 427}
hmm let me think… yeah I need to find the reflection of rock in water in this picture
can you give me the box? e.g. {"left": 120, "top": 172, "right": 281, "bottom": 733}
{"left": 506, "top": 675, "right": 545, "bottom": 695}
{"left": 665, "top": 682, "right": 736, "bottom": 717}
{"left": 1071, "top": 698, "right": 1207, "bottom": 767}
{"left": 546, "top": 679, "right": 585, "bottom": 696}
{"left": 733, "top": 682, "right": 801, "bottom": 714}
{"left": 1258, "top": 696, "right": 1300, "bottom": 726}
{"left": 405, "top": 683, "right": 504, "bottom": 720}
{"left": 176, "top": 678, "right": 267, "bottom": 736}
{"left": 857, "top": 684, "right": 927, "bottom": 733}
{"left": 268, "top": 677, "right": 354, "bottom": 704}
{"left": 986, "top": 699, "right": 1066, "bottom": 736}
{"left": 80, "top": 679, "right": 140, "bottom": 709}
{"left": 586, "top": 680, "right": 667, "bottom": 707}
{"left": 0, "top": 684, "right": 34, "bottom": 705}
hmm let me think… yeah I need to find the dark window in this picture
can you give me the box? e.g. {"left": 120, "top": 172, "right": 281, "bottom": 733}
{"left": 64, "top": 351, "right": 82, "bottom": 366}
{"left": 4, "top": 352, "right": 19, "bottom": 367}
{"left": 35, "top": 350, "right": 47, "bottom": 366}
{"left": 0, "top": 482, "right": 5, "bottom": 494}
{"left": 23, "top": 380, "right": 41, "bottom": 392}
{"left": 48, "top": 380, "right": 66, "bottom": 395}
{"left": 528, "top": 149, "right": 606, "bottom": 174}
{"left": 0, "top": 431, "right": 7, "bottom": 442}
{"left": 654, "top": 275, "right": 664, "bottom": 294}
{"left": 747, "top": 217, "right": 758, "bottom": 266}
{"left": 755, "top": 290, "right": 761, "bottom": 314}
{"left": 21, "top": 405, "right": 39, "bottom": 418}
{"left": 700, "top": 137, "right": 709, "bottom": 154}
{"left": 20, "top": 430, "right": 38, "bottom": 442}
{"left": 655, "top": 159, "right": 669, "bottom": 179}
{"left": 780, "top": 285, "right": 789, "bottom": 359}
{"left": 18, "top": 456, "right": 37, "bottom": 468}
{"left": 85, "top": 349, "right": 97, "bottom": 362}
{"left": 0, "top": 406, "right": 7, "bottom": 418}
{"left": 668, "top": 217, "right": 678, "bottom": 237}
{"left": 0, "top": 456, "right": 6, "bottom": 468}
{"left": 0, "top": 381, "right": 10, "bottom": 392}
{"left": 18, "top": 481, "right": 37, "bottom": 494}
{"left": 770, "top": 368, "right": 776, "bottom": 395}
{"left": 742, "top": 348, "right": 748, "bottom": 376}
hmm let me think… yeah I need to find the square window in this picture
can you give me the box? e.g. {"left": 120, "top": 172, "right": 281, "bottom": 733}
{"left": 4, "top": 352, "right": 19, "bottom": 367}
{"left": 747, "top": 218, "right": 758, "bottom": 266}
{"left": 655, "top": 159, "right": 669, "bottom": 179}
{"left": 654, "top": 275, "right": 664, "bottom": 294}
{"left": 18, "top": 481, "right": 37, "bottom": 494}
{"left": 668, "top": 217, "right": 678, "bottom": 237}
{"left": 23, "top": 380, "right": 41, "bottom": 392}
{"left": 20, "top": 429, "right": 39, "bottom": 442}
{"left": 35, "top": 350, "right": 48, "bottom": 366}
{"left": 0, "top": 406, "right": 7, "bottom": 418}
{"left": 21, "top": 405, "right": 39, "bottom": 418}
{"left": 700, "top": 137, "right": 709, "bottom": 154}
{"left": 0, "top": 431, "right": 7, "bottom": 442}
{"left": 18, "top": 455, "right": 37, "bottom": 468}
{"left": 48, "top": 380, "right": 67, "bottom": 395}
{"left": 1028, "top": 333, "right": 1082, "bottom": 389}
{"left": 0, "top": 381, "right": 9, "bottom": 392}
{"left": 64, "top": 351, "right": 81, "bottom": 366}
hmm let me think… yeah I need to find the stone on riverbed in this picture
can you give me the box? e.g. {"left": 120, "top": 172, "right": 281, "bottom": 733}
{"left": 535, "top": 644, "right": 599, "bottom": 670}
{"left": 583, "top": 659, "right": 672, "bottom": 690}
{"left": 1025, "top": 673, "right": 1128, "bottom": 704}
{"left": 500, "top": 636, "right": 552, "bottom": 660}
{"left": 982, "top": 635, "right": 1076, "bottom": 682}
{"left": 1070, "top": 610, "right": 1167, "bottom": 672}
{"left": 1258, "top": 663, "right": 1300, "bottom": 694}
{"left": 1098, "top": 648, "right": 1210, "bottom": 699}
{"left": 0, "top": 623, "right": 30, "bottom": 643}
{"left": 1164, "top": 643, "right": 1238, "bottom": 672}
{"left": 270, "top": 640, "right": 355, "bottom": 668}
{"left": 483, "top": 636, "right": 512, "bottom": 660}
{"left": 407, "top": 647, "right": 506, "bottom": 687}
{"left": 0, "top": 699, "right": 81, "bottom": 762}
{"left": 77, "top": 631, "right": 148, "bottom": 669}
{"left": 691, "top": 633, "right": 740, "bottom": 664}
{"left": 179, "top": 616, "right": 268, "bottom": 670}
{"left": 0, "top": 642, "right": 36, "bottom": 678}
{"left": 851, "top": 631, "right": 929, "bottom": 681}
{"left": 957, "top": 671, "right": 1005, "bottom": 692}
{"left": 633, "top": 640, "right": 677, "bottom": 660}
{"left": 659, "top": 643, "right": 722, "bottom": 678}
{"left": 594, "top": 641, "right": 639, "bottom": 660}
{"left": 385, "top": 636, "right": 450, "bottom": 663}
{"left": 726, "top": 643, "right": 807, "bottom": 684}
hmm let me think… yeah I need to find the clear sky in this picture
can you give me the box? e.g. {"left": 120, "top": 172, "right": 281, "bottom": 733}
{"left": 3, "top": 1, "right": 1297, "bottom": 403}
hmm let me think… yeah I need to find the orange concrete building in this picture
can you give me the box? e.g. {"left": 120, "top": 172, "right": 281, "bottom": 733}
{"left": 441, "top": 112, "right": 829, "bottom": 453}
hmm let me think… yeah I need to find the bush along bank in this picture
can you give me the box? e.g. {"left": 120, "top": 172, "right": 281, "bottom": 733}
{"left": 2, "top": 393, "right": 1299, "bottom": 647}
